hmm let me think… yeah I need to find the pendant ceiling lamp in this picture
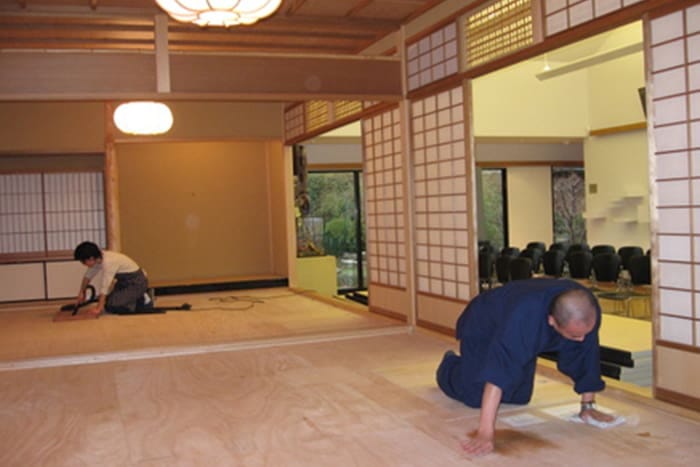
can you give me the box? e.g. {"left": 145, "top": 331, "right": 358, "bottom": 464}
{"left": 113, "top": 101, "right": 173, "bottom": 135}
{"left": 155, "top": 0, "right": 282, "bottom": 27}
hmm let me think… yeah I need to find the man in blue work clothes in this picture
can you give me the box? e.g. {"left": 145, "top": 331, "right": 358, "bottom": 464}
{"left": 437, "top": 278, "right": 615, "bottom": 455}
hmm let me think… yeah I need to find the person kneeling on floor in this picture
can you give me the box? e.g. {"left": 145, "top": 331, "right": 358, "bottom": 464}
{"left": 436, "top": 278, "right": 616, "bottom": 456}
{"left": 73, "top": 241, "right": 152, "bottom": 316}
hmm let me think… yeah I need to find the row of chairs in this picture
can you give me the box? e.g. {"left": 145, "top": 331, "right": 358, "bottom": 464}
{"left": 478, "top": 241, "right": 651, "bottom": 291}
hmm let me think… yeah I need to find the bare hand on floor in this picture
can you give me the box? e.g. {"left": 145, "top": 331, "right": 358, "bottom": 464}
{"left": 461, "top": 430, "right": 494, "bottom": 456}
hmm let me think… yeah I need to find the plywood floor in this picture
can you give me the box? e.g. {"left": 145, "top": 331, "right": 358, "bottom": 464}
{"left": 0, "top": 288, "right": 402, "bottom": 366}
{"left": 1, "top": 288, "right": 698, "bottom": 466}
{"left": 1, "top": 331, "right": 699, "bottom": 466}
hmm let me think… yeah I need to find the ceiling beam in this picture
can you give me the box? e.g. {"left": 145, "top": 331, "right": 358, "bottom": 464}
{"left": 0, "top": 50, "right": 402, "bottom": 102}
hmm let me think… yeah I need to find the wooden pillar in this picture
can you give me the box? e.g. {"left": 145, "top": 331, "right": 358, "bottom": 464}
{"left": 104, "top": 102, "right": 121, "bottom": 251}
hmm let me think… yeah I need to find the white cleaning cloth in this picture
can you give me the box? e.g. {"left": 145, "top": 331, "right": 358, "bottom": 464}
{"left": 569, "top": 413, "right": 626, "bottom": 429}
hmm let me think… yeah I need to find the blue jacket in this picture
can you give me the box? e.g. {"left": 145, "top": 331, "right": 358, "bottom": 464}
{"left": 455, "top": 278, "right": 605, "bottom": 407}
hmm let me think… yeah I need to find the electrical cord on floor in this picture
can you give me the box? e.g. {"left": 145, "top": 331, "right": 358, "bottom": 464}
{"left": 186, "top": 289, "right": 316, "bottom": 312}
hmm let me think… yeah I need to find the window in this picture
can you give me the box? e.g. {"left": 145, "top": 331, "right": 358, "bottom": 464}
{"left": 478, "top": 168, "right": 507, "bottom": 251}
{"left": 307, "top": 170, "right": 366, "bottom": 291}
{"left": 552, "top": 167, "right": 586, "bottom": 244}
{"left": 0, "top": 171, "right": 105, "bottom": 260}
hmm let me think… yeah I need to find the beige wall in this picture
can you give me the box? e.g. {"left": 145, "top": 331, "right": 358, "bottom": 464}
{"left": 116, "top": 141, "right": 287, "bottom": 284}
{"left": 0, "top": 102, "right": 105, "bottom": 153}
{"left": 0, "top": 154, "right": 103, "bottom": 171}
{"left": 472, "top": 58, "right": 589, "bottom": 138}
{"left": 583, "top": 45, "right": 649, "bottom": 250}
{"left": 507, "top": 166, "right": 554, "bottom": 249}
{"left": 0, "top": 101, "right": 285, "bottom": 153}
{"left": 115, "top": 101, "right": 284, "bottom": 141}
{"left": 587, "top": 52, "right": 645, "bottom": 130}
{"left": 584, "top": 130, "right": 650, "bottom": 250}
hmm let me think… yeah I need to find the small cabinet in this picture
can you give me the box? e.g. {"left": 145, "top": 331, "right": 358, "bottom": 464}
{"left": 295, "top": 255, "right": 338, "bottom": 298}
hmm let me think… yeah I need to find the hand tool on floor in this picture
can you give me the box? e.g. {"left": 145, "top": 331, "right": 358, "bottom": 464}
{"left": 59, "top": 285, "right": 97, "bottom": 316}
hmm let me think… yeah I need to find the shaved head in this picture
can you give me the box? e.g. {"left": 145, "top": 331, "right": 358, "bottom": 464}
{"left": 550, "top": 288, "right": 598, "bottom": 327}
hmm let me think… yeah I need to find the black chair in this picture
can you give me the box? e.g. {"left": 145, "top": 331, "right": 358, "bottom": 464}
{"left": 549, "top": 241, "right": 570, "bottom": 252}
{"left": 479, "top": 240, "right": 497, "bottom": 256}
{"left": 495, "top": 255, "right": 513, "bottom": 284}
{"left": 542, "top": 249, "right": 566, "bottom": 277}
{"left": 565, "top": 243, "right": 591, "bottom": 264}
{"left": 500, "top": 246, "right": 520, "bottom": 258}
{"left": 618, "top": 246, "right": 644, "bottom": 271}
{"left": 509, "top": 257, "right": 533, "bottom": 281}
{"left": 478, "top": 250, "right": 496, "bottom": 292}
{"left": 628, "top": 254, "right": 651, "bottom": 285}
{"left": 567, "top": 250, "right": 593, "bottom": 279}
{"left": 591, "top": 244, "right": 616, "bottom": 257}
{"left": 526, "top": 241, "right": 546, "bottom": 253}
{"left": 592, "top": 252, "right": 622, "bottom": 282}
{"left": 519, "top": 247, "right": 543, "bottom": 273}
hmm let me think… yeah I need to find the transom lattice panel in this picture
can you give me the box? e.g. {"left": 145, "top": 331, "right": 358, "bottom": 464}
{"left": 284, "top": 104, "right": 305, "bottom": 141}
{"left": 363, "top": 107, "right": 407, "bottom": 289}
{"left": 463, "top": 0, "right": 533, "bottom": 69}
{"left": 650, "top": 4, "right": 700, "bottom": 348}
{"left": 334, "top": 101, "right": 363, "bottom": 120}
{"left": 284, "top": 100, "right": 376, "bottom": 143}
{"left": 406, "top": 22, "right": 459, "bottom": 91}
{"left": 306, "top": 101, "right": 330, "bottom": 132}
{"left": 411, "top": 87, "right": 471, "bottom": 300}
{"left": 544, "top": 0, "right": 643, "bottom": 37}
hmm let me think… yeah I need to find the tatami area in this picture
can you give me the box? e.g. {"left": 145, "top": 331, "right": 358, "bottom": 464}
{"left": 0, "top": 288, "right": 698, "bottom": 466}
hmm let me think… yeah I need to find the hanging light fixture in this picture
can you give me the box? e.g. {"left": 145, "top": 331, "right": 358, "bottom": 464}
{"left": 113, "top": 101, "right": 173, "bottom": 135}
{"left": 155, "top": 0, "right": 282, "bottom": 27}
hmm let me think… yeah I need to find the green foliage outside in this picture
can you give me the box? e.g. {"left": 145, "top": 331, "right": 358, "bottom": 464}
{"left": 306, "top": 172, "right": 365, "bottom": 289}
{"left": 481, "top": 169, "right": 505, "bottom": 251}
{"left": 552, "top": 168, "right": 587, "bottom": 244}
{"left": 307, "top": 172, "right": 357, "bottom": 256}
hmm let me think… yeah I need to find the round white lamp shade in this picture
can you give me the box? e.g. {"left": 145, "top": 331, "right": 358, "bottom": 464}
{"left": 155, "top": 0, "right": 282, "bottom": 27}
{"left": 113, "top": 102, "right": 173, "bottom": 135}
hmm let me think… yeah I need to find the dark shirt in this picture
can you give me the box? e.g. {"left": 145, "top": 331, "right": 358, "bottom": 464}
{"left": 455, "top": 278, "right": 605, "bottom": 406}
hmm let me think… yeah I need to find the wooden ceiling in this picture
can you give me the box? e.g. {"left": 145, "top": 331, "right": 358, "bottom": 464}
{"left": 0, "top": 0, "right": 444, "bottom": 55}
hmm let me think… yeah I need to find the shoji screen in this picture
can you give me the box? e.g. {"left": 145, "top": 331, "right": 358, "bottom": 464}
{"left": 363, "top": 108, "right": 407, "bottom": 290}
{"left": 406, "top": 22, "right": 459, "bottom": 92}
{"left": 649, "top": 2, "right": 700, "bottom": 408}
{"left": 0, "top": 173, "right": 44, "bottom": 255}
{"left": 411, "top": 87, "right": 473, "bottom": 304}
{"left": 0, "top": 171, "right": 105, "bottom": 257}
{"left": 544, "top": 0, "right": 643, "bottom": 36}
{"left": 44, "top": 172, "right": 105, "bottom": 252}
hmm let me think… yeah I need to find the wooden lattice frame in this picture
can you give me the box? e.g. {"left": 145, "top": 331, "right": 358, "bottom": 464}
{"left": 406, "top": 22, "right": 459, "bottom": 91}
{"left": 411, "top": 87, "right": 471, "bottom": 300}
{"left": 0, "top": 171, "right": 105, "bottom": 259}
{"left": 464, "top": 0, "right": 533, "bottom": 68}
{"left": 363, "top": 107, "right": 407, "bottom": 289}
{"left": 650, "top": 4, "right": 700, "bottom": 348}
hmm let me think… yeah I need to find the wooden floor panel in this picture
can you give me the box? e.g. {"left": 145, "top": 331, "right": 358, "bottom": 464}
{"left": 1, "top": 289, "right": 698, "bottom": 465}
{"left": 1, "top": 329, "right": 699, "bottom": 465}
{"left": 0, "top": 288, "right": 400, "bottom": 364}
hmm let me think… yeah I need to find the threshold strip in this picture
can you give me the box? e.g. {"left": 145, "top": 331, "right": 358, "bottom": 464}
{"left": 0, "top": 325, "right": 413, "bottom": 372}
